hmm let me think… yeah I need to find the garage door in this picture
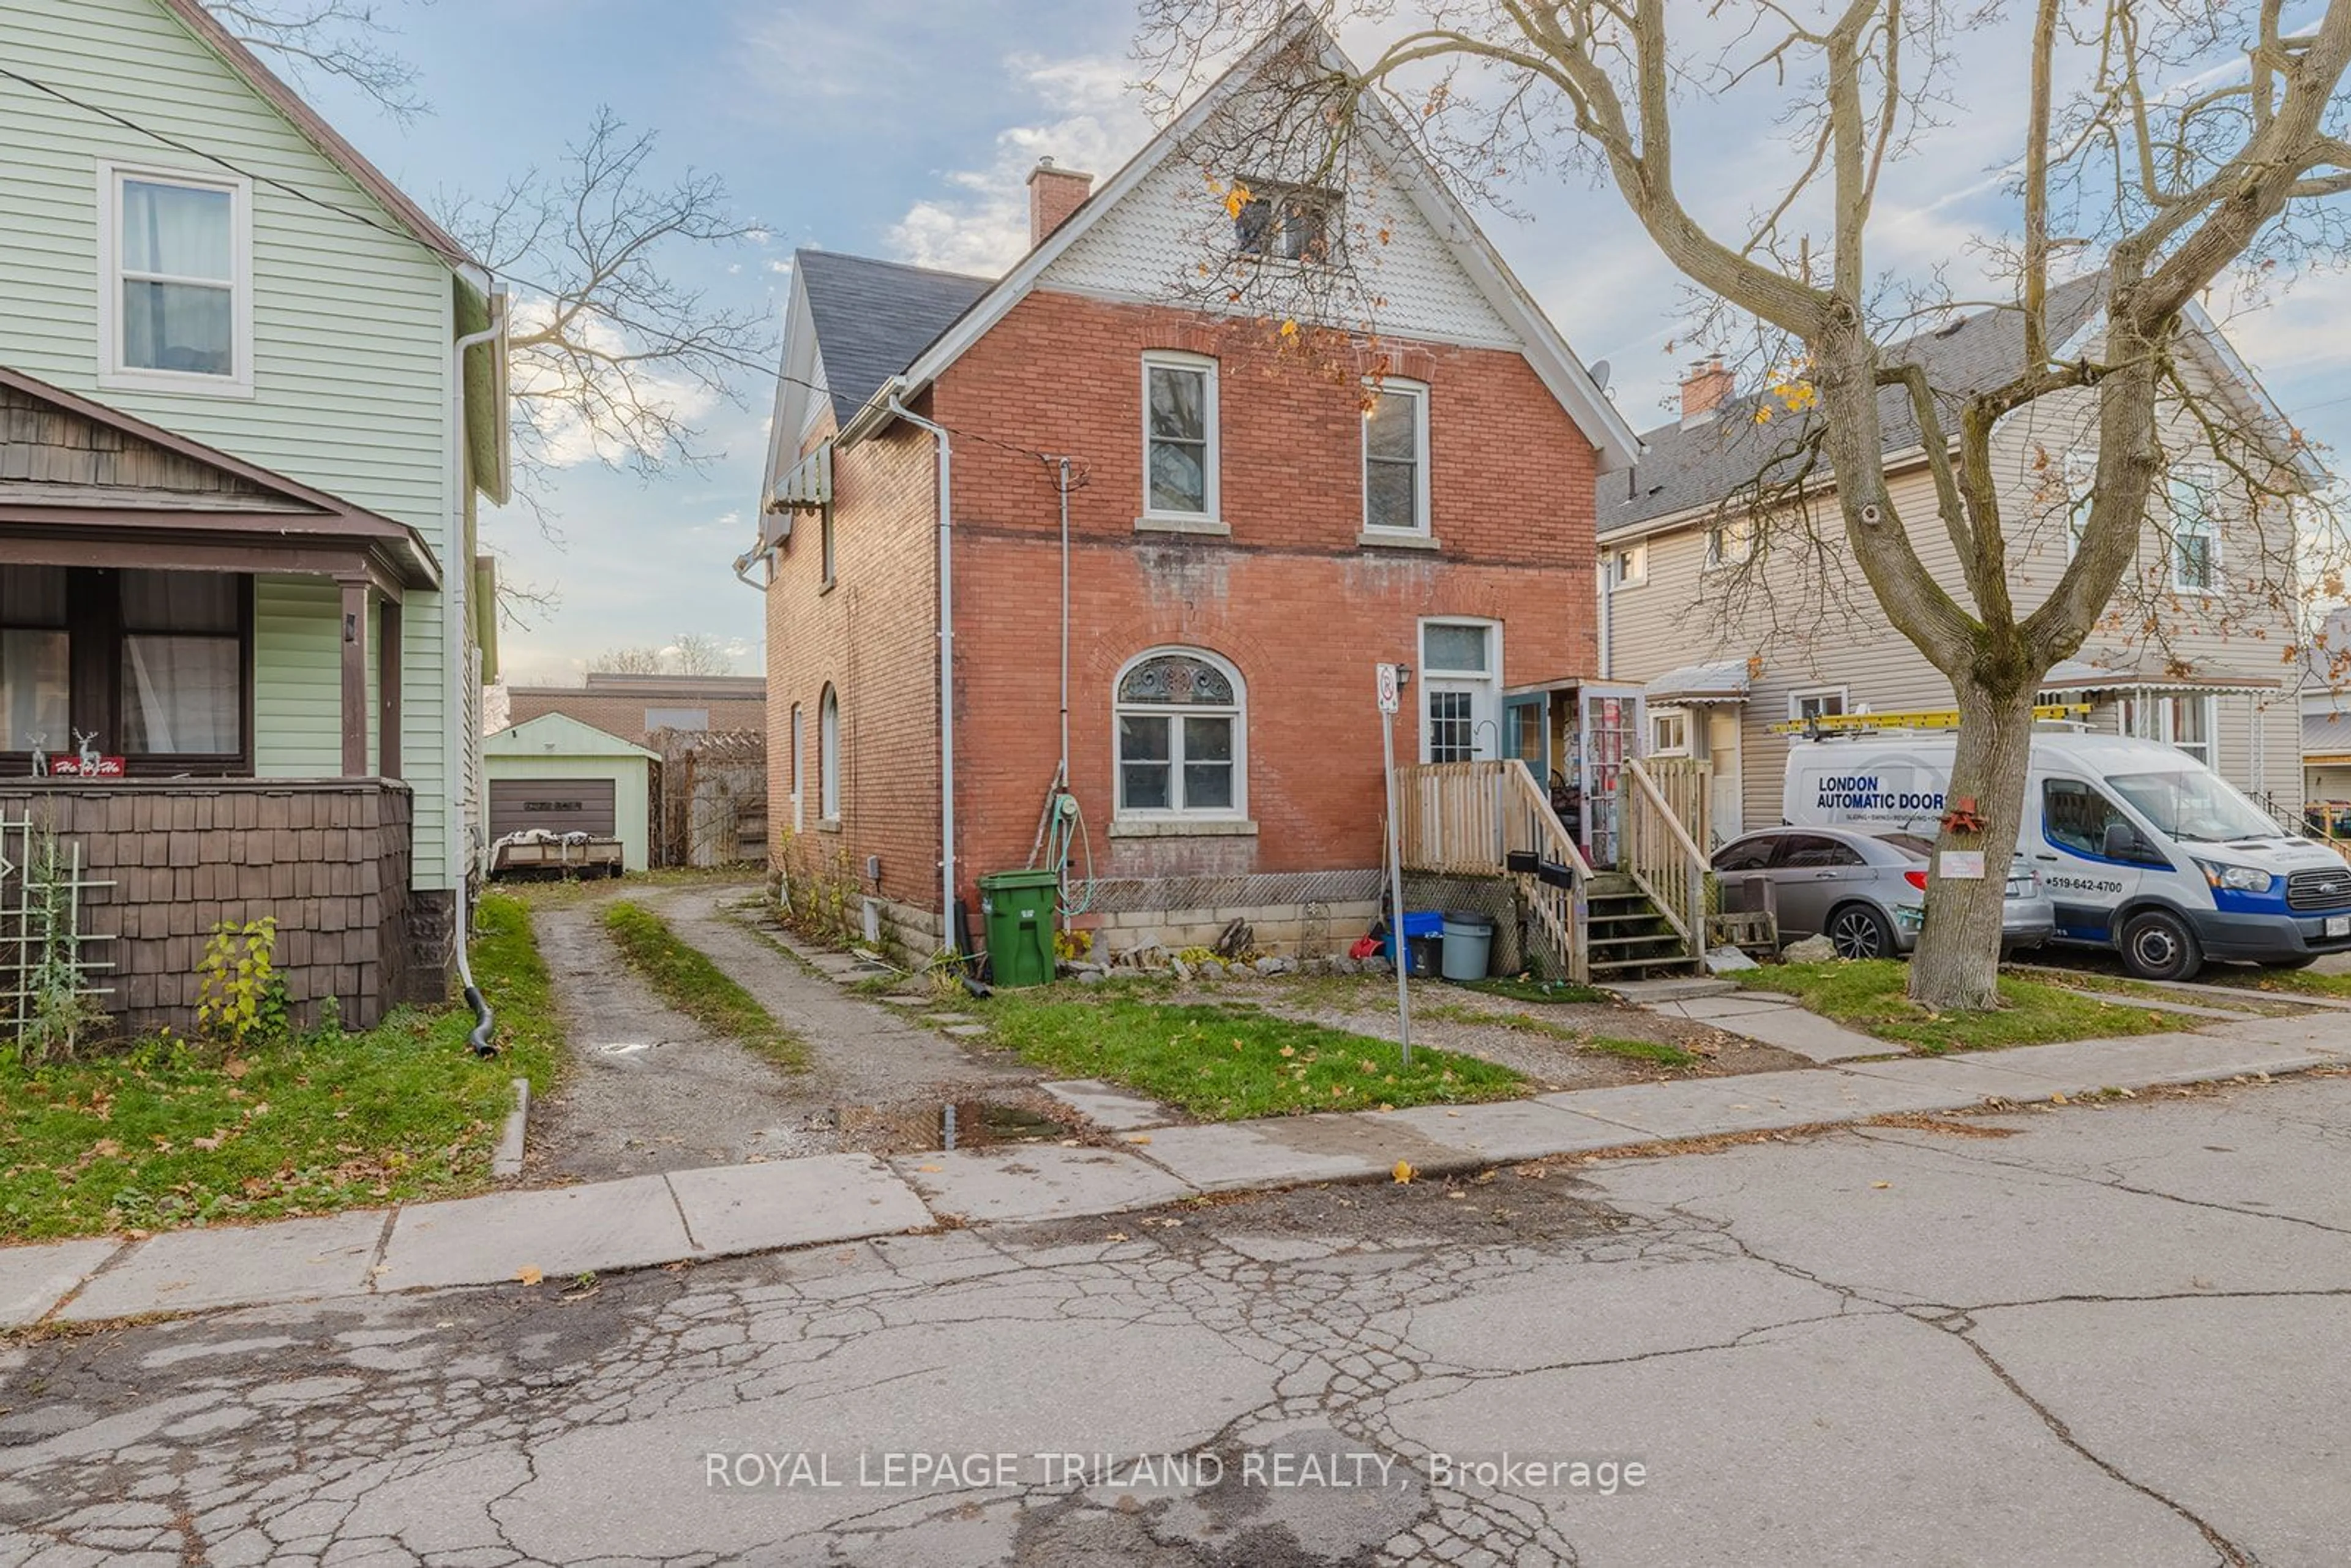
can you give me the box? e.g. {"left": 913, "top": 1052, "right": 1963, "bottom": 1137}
{"left": 490, "top": 778, "right": 617, "bottom": 839}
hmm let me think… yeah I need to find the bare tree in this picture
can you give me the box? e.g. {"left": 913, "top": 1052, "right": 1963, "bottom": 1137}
{"left": 446, "top": 110, "right": 776, "bottom": 501}
{"left": 588, "top": 636, "right": 737, "bottom": 678}
{"left": 209, "top": 0, "right": 430, "bottom": 121}
{"left": 1143, "top": 2, "right": 2351, "bottom": 1010}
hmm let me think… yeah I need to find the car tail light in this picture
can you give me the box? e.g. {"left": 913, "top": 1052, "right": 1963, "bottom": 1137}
{"left": 1902, "top": 870, "right": 1929, "bottom": 891}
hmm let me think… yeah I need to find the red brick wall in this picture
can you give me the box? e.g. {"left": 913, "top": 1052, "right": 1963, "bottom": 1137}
{"left": 764, "top": 415, "right": 946, "bottom": 923}
{"left": 765, "top": 288, "right": 1602, "bottom": 928}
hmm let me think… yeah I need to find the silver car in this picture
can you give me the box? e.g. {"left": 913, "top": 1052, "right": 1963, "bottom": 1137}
{"left": 1713, "top": 827, "right": 2055, "bottom": 960}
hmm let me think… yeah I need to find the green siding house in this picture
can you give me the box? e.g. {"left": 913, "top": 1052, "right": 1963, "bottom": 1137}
{"left": 0, "top": 0, "right": 506, "bottom": 1030}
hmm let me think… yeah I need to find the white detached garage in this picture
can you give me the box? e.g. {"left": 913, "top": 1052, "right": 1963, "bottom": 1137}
{"left": 484, "top": 713, "right": 659, "bottom": 872}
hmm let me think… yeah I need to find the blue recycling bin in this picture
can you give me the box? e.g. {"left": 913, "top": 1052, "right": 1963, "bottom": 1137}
{"left": 1381, "top": 910, "right": 1445, "bottom": 975}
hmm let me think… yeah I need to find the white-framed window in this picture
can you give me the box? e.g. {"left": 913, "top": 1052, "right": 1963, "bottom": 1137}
{"left": 2169, "top": 465, "right": 2218, "bottom": 591}
{"left": 1234, "top": 182, "right": 1340, "bottom": 264}
{"left": 1790, "top": 687, "right": 1848, "bottom": 723}
{"left": 818, "top": 684, "right": 841, "bottom": 822}
{"left": 1141, "top": 353, "right": 1218, "bottom": 521}
{"left": 1362, "top": 379, "right": 1430, "bottom": 536}
{"left": 1607, "top": 542, "right": 1648, "bottom": 588}
{"left": 1420, "top": 618, "right": 1501, "bottom": 764}
{"left": 1706, "top": 514, "right": 1755, "bottom": 568}
{"left": 789, "top": 702, "right": 804, "bottom": 832}
{"left": 1649, "top": 707, "right": 1690, "bottom": 756}
{"left": 1114, "top": 648, "right": 1245, "bottom": 819}
{"left": 2063, "top": 449, "right": 2095, "bottom": 558}
{"left": 2121, "top": 691, "right": 2214, "bottom": 767}
{"left": 97, "top": 163, "right": 252, "bottom": 396}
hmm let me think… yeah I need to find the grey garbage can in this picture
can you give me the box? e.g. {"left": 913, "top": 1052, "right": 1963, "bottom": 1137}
{"left": 1439, "top": 911, "right": 1494, "bottom": 981}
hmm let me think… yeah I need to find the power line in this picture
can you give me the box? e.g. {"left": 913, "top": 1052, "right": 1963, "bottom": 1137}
{"left": 0, "top": 61, "right": 1091, "bottom": 480}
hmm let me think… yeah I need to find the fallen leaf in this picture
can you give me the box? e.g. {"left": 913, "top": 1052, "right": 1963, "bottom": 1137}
{"left": 918, "top": 1164, "right": 944, "bottom": 1173}
{"left": 516, "top": 1266, "right": 544, "bottom": 1286}
{"left": 2050, "top": 1092, "right": 2069, "bottom": 1105}
{"left": 1278, "top": 1045, "right": 1296, "bottom": 1057}
{"left": 1444, "top": 1109, "right": 1462, "bottom": 1118}
{"left": 1443, "top": 1190, "right": 1466, "bottom": 1200}
{"left": 1393, "top": 1160, "right": 1415, "bottom": 1184}
{"left": 1125, "top": 1133, "right": 1153, "bottom": 1145}
{"left": 1105, "top": 1232, "right": 1130, "bottom": 1243}
{"left": 224, "top": 1059, "right": 249, "bottom": 1079}
{"left": 1872, "top": 1181, "right": 1892, "bottom": 1190}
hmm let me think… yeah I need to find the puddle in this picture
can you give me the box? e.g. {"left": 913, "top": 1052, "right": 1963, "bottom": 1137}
{"left": 835, "top": 1099, "right": 1071, "bottom": 1154}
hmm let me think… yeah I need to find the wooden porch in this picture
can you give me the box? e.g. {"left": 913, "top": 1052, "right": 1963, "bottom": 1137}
{"left": 1393, "top": 757, "right": 1715, "bottom": 981}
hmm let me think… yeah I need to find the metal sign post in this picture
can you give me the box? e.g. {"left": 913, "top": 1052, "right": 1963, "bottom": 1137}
{"left": 1377, "top": 662, "right": 1412, "bottom": 1067}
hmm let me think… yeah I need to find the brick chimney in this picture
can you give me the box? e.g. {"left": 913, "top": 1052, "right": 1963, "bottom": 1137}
{"left": 1026, "top": 158, "right": 1093, "bottom": 249}
{"left": 1679, "top": 356, "right": 1735, "bottom": 426}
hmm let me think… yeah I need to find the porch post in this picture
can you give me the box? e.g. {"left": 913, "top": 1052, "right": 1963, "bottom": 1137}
{"left": 339, "top": 577, "right": 369, "bottom": 778}
{"left": 378, "top": 598, "right": 403, "bottom": 781}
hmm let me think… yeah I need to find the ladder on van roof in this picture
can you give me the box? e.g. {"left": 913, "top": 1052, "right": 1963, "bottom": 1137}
{"left": 1766, "top": 703, "right": 2093, "bottom": 737}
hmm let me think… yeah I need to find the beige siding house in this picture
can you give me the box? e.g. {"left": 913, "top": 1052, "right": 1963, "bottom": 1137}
{"left": 1599, "top": 279, "right": 2313, "bottom": 847}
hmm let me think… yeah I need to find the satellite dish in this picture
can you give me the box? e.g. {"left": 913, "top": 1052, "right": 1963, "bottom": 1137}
{"left": 1589, "top": 359, "right": 1611, "bottom": 392}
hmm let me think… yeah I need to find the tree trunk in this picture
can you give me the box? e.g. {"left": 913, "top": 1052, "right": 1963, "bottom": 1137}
{"left": 1909, "top": 678, "right": 2040, "bottom": 1011}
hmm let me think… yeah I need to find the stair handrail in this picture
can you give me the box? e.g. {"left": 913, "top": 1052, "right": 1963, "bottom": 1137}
{"left": 1619, "top": 756, "right": 1709, "bottom": 950}
{"left": 1498, "top": 758, "right": 1593, "bottom": 985}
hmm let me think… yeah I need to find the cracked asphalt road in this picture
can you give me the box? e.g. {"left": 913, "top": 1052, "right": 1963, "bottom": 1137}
{"left": 3, "top": 1074, "right": 2345, "bottom": 1566}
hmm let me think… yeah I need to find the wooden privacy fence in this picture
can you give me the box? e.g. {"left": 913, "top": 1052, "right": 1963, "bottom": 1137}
{"left": 1392, "top": 759, "right": 1593, "bottom": 983}
{"left": 1618, "top": 757, "right": 1711, "bottom": 951}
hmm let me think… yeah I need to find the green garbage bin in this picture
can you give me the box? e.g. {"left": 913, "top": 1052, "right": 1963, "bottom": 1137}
{"left": 978, "top": 869, "right": 1062, "bottom": 988}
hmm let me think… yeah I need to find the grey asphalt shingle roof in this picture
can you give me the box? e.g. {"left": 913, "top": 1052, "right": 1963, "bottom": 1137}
{"left": 1599, "top": 274, "right": 2109, "bottom": 538}
{"left": 796, "top": 250, "right": 995, "bottom": 429}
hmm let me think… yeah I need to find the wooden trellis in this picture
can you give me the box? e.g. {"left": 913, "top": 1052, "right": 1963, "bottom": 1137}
{"left": 0, "top": 814, "right": 116, "bottom": 1043}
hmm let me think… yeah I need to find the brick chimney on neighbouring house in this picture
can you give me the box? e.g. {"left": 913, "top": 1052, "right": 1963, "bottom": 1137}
{"left": 1027, "top": 158, "right": 1093, "bottom": 249}
{"left": 1680, "top": 356, "right": 1735, "bottom": 426}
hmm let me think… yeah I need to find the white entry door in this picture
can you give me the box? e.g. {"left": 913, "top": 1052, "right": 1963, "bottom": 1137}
{"left": 1420, "top": 620, "right": 1501, "bottom": 762}
{"left": 1705, "top": 708, "right": 1743, "bottom": 845}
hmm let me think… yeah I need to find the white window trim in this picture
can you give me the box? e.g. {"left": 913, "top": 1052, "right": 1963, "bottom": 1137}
{"left": 96, "top": 161, "right": 255, "bottom": 399}
{"left": 1608, "top": 542, "right": 1648, "bottom": 588}
{"left": 2122, "top": 690, "right": 2216, "bottom": 766}
{"left": 789, "top": 703, "right": 804, "bottom": 833}
{"left": 2062, "top": 449, "right": 2095, "bottom": 560}
{"left": 818, "top": 685, "right": 841, "bottom": 825}
{"left": 1139, "top": 351, "right": 1220, "bottom": 528}
{"left": 1360, "top": 377, "right": 1431, "bottom": 539}
{"left": 1649, "top": 706, "right": 1691, "bottom": 757}
{"left": 1788, "top": 685, "right": 1849, "bottom": 722}
{"left": 1705, "top": 514, "right": 1755, "bottom": 569}
{"left": 2168, "top": 463, "right": 2220, "bottom": 595}
{"left": 1112, "top": 646, "right": 1248, "bottom": 822}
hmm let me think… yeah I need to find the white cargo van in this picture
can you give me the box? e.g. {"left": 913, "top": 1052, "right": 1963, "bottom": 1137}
{"left": 1783, "top": 728, "right": 2351, "bottom": 979}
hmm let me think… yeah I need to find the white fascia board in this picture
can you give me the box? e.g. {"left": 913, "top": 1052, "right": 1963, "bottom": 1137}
{"left": 2178, "top": 299, "right": 2331, "bottom": 490}
{"left": 760, "top": 272, "right": 818, "bottom": 506}
{"left": 876, "top": 10, "right": 1640, "bottom": 475}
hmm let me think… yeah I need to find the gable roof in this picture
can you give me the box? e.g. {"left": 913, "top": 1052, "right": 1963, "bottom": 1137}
{"left": 484, "top": 711, "right": 658, "bottom": 762}
{"left": 822, "top": 9, "right": 1639, "bottom": 473}
{"left": 0, "top": 364, "right": 440, "bottom": 588}
{"left": 1600, "top": 276, "right": 2110, "bottom": 538}
{"left": 797, "top": 252, "right": 994, "bottom": 431}
{"left": 153, "top": 0, "right": 475, "bottom": 272}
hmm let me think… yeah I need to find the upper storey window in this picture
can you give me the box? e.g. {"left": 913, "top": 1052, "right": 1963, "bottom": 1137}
{"left": 1235, "top": 182, "right": 1340, "bottom": 265}
{"left": 100, "top": 166, "right": 252, "bottom": 396}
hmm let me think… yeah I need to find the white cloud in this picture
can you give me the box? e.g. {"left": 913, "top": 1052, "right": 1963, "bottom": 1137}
{"left": 886, "top": 51, "right": 1154, "bottom": 275}
{"left": 504, "top": 293, "right": 721, "bottom": 470}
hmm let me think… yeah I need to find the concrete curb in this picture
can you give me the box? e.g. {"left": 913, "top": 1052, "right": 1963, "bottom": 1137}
{"left": 491, "top": 1079, "right": 530, "bottom": 1180}
{"left": 5, "top": 1024, "right": 2345, "bottom": 1331}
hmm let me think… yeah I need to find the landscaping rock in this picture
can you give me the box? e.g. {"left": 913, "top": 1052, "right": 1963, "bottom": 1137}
{"left": 1782, "top": 936, "right": 1839, "bottom": 963}
{"left": 1253, "top": 956, "right": 1283, "bottom": 977}
{"left": 1199, "top": 960, "right": 1227, "bottom": 980}
{"left": 1171, "top": 958, "right": 1194, "bottom": 981}
{"left": 1076, "top": 970, "right": 1108, "bottom": 986}
{"left": 1705, "top": 945, "right": 1761, "bottom": 974}
{"left": 1329, "top": 955, "right": 1359, "bottom": 976}
{"left": 1365, "top": 956, "right": 1393, "bottom": 977}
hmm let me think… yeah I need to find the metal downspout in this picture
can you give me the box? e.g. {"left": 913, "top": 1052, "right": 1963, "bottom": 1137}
{"left": 451, "top": 311, "right": 504, "bottom": 1055}
{"left": 888, "top": 396, "right": 959, "bottom": 953}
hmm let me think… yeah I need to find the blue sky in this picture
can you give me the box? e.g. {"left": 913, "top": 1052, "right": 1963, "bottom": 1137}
{"left": 288, "top": 1, "right": 2351, "bottom": 685}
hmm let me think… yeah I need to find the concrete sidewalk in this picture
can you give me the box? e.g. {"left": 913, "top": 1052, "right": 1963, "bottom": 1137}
{"left": 7, "top": 1015, "right": 2345, "bottom": 1330}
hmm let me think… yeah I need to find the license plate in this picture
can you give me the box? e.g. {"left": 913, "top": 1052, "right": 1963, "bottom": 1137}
{"left": 2328, "top": 915, "right": 2350, "bottom": 939}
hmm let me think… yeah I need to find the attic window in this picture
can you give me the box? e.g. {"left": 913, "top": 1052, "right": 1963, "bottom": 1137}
{"left": 1235, "top": 183, "right": 1340, "bottom": 264}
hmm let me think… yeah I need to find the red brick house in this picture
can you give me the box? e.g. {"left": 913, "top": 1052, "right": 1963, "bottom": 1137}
{"left": 741, "top": 17, "right": 1639, "bottom": 962}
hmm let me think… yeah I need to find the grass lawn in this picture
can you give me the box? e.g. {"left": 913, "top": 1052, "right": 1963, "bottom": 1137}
{"left": 975, "top": 991, "right": 1524, "bottom": 1119}
{"left": 2190, "top": 966, "right": 2351, "bottom": 1000}
{"left": 601, "top": 900, "right": 809, "bottom": 1070}
{"left": 1732, "top": 960, "right": 2183, "bottom": 1052}
{"left": 0, "top": 894, "right": 560, "bottom": 1243}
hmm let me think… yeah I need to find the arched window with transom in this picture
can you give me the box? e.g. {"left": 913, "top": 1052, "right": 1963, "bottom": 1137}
{"left": 1114, "top": 648, "right": 1245, "bottom": 819}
